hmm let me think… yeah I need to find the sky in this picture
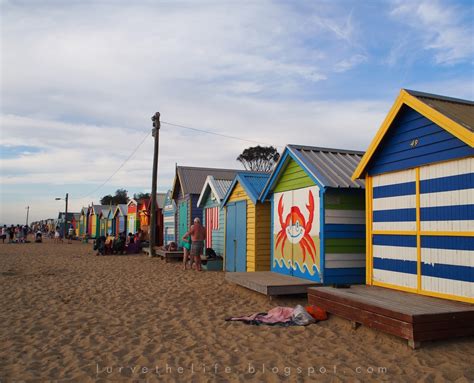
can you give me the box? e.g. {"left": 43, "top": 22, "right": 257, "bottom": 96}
{"left": 1, "top": 0, "right": 473, "bottom": 224}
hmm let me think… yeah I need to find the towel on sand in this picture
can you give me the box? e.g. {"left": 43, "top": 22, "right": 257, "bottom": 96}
{"left": 226, "top": 305, "right": 315, "bottom": 326}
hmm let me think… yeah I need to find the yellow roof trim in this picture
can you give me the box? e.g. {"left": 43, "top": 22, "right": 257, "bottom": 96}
{"left": 352, "top": 89, "right": 474, "bottom": 180}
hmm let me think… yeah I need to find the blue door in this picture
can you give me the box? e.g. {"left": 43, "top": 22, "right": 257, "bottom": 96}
{"left": 225, "top": 201, "right": 247, "bottom": 272}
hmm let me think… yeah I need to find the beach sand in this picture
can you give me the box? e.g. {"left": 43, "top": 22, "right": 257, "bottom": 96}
{"left": 0, "top": 239, "right": 473, "bottom": 382}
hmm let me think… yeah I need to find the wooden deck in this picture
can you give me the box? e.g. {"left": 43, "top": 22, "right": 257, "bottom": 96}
{"left": 308, "top": 285, "right": 474, "bottom": 348}
{"left": 155, "top": 248, "right": 184, "bottom": 262}
{"left": 225, "top": 272, "right": 319, "bottom": 296}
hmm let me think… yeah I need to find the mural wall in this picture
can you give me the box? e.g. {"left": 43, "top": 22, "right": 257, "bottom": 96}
{"left": 273, "top": 185, "right": 320, "bottom": 279}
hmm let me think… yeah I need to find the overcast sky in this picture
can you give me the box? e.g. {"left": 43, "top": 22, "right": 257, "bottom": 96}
{"left": 1, "top": 0, "right": 473, "bottom": 224}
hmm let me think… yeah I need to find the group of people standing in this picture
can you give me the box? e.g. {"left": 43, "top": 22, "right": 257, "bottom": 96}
{"left": 181, "top": 217, "right": 206, "bottom": 272}
{"left": 1, "top": 224, "right": 29, "bottom": 244}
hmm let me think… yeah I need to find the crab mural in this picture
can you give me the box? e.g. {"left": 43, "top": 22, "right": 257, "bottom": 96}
{"left": 275, "top": 190, "right": 317, "bottom": 264}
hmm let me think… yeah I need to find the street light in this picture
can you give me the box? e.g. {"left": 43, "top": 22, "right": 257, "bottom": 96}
{"left": 55, "top": 193, "right": 69, "bottom": 239}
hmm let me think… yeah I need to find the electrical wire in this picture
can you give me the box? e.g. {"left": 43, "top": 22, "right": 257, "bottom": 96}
{"left": 70, "top": 119, "right": 281, "bottom": 200}
{"left": 161, "top": 120, "right": 282, "bottom": 148}
{"left": 72, "top": 130, "right": 152, "bottom": 200}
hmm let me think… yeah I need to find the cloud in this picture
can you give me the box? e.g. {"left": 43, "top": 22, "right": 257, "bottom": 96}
{"left": 390, "top": 0, "right": 474, "bottom": 64}
{"left": 0, "top": 0, "right": 471, "bottom": 223}
{"left": 334, "top": 54, "right": 367, "bottom": 72}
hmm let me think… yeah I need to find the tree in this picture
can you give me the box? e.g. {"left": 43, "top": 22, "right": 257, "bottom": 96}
{"left": 100, "top": 194, "right": 114, "bottom": 205}
{"left": 114, "top": 189, "right": 129, "bottom": 204}
{"left": 134, "top": 192, "right": 151, "bottom": 201}
{"left": 236, "top": 145, "right": 280, "bottom": 172}
{"left": 100, "top": 189, "right": 129, "bottom": 205}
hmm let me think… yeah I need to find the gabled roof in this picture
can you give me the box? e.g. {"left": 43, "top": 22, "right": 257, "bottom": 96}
{"left": 99, "top": 207, "right": 112, "bottom": 218}
{"left": 113, "top": 204, "right": 128, "bottom": 217}
{"left": 146, "top": 193, "right": 167, "bottom": 210}
{"left": 261, "top": 145, "right": 365, "bottom": 200}
{"left": 81, "top": 207, "right": 88, "bottom": 215}
{"left": 353, "top": 89, "right": 474, "bottom": 179}
{"left": 171, "top": 166, "right": 239, "bottom": 199}
{"left": 58, "top": 212, "right": 77, "bottom": 220}
{"left": 91, "top": 205, "right": 107, "bottom": 215}
{"left": 73, "top": 213, "right": 81, "bottom": 221}
{"left": 197, "top": 176, "right": 233, "bottom": 207}
{"left": 221, "top": 172, "right": 270, "bottom": 206}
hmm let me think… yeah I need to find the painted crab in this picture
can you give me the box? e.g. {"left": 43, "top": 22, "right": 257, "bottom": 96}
{"left": 275, "top": 190, "right": 316, "bottom": 263}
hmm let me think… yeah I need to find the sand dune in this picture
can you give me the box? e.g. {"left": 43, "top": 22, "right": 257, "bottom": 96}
{"left": 0, "top": 239, "right": 473, "bottom": 382}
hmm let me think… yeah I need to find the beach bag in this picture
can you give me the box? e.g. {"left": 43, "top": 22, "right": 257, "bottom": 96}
{"left": 305, "top": 305, "right": 328, "bottom": 321}
{"left": 292, "top": 305, "right": 316, "bottom": 326}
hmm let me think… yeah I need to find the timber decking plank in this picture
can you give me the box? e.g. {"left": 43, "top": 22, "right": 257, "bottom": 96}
{"left": 308, "top": 285, "right": 474, "bottom": 345}
{"left": 309, "top": 287, "right": 415, "bottom": 322}
{"left": 309, "top": 286, "right": 474, "bottom": 322}
{"left": 225, "top": 272, "right": 319, "bottom": 296}
{"left": 308, "top": 295, "right": 414, "bottom": 339}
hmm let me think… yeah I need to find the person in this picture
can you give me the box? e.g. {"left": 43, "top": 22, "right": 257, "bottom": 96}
{"left": 67, "top": 225, "right": 74, "bottom": 244}
{"left": 94, "top": 235, "right": 106, "bottom": 256}
{"left": 181, "top": 234, "right": 192, "bottom": 270}
{"left": 17, "top": 225, "right": 24, "bottom": 243}
{"left": 1, "top": 225, "right": 6, "bottom": 244}
{"left": 54, "top": 228, "right": 61, "bottom": 244}
{"left": 183, "top": 217, "right": 206, "bottom": 271}
{"left": 23, "top": 225, "right": 28, "bottom": 242}
{"left": 105, "top": 232, "right": 114, "bottom": 255}
{"left": 8, "top": 225, "right": 14, "bottom": 243}
{"left": 35, "top": 230, "right": 43, "bottom": 243}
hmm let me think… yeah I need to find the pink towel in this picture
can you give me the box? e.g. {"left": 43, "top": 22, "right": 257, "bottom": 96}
{"left": 228, "top": 306, "right": 294, "bottom": 324}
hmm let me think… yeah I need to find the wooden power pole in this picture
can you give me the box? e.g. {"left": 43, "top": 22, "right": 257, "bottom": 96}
{"left": 149, "top": 112, "right": 160, "bottom": 257}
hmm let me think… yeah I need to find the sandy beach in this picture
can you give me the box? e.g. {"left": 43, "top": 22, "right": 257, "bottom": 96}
{"left": 0, "top": 239, "right": 473, "bottom": 382}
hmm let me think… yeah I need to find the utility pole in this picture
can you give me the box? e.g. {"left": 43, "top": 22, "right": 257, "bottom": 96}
{"left": 64, "top": 193, "right": 69, "bottom": 239}
{"left": 25, "top": 206, "right": 29, "bottom": 227}
{"left": 149, "top": 112, "right": 160, "bottom": 257}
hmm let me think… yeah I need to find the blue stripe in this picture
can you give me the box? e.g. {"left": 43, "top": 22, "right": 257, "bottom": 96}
{"left": 373, "top": 208, "right": 416, "bottom": 222}
{"left": 421, "top": 236, "right": 474, "bottom": 251}
{"left": 373, "top": 257, "right": 417, "bottom": 274}
{"left": 373, "top": 234, "right": 417, "bottom": 247}
{"left": 369, "top": 147, "right": 474, "bottom": 176}
{"left": 372, "top": 181, "right": 415, "bottom": 199}
{"left": 420, "top": 173, "right": 474, "bottom": 194}
{"left": 421, "top": 204, "right": 474, "bottom": 221}
{"left": 422, "top": 263, "right": 473, "bottom": 283}
{"left": 325, "top": 224, "right": 365, "bottom": 239}
{"left": 324, "top": 267, "right": 365, "bottom": 284}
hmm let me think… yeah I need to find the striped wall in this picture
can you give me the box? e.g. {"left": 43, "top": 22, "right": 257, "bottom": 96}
{"left": 324, "top": 189, "right": 365, "bottom": 284}
{"left": 367, "top": 156, "right": 474, "bottom": 302}
{"left": 202, "top": 197, "right": 225, "bottom": 257}
{"left": 163, "top": 192, "right": 176, "bottom": 245}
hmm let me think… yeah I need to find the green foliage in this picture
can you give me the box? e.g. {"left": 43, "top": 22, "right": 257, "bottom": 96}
{"left": 236, "top": 145, "right": 280, "bottom": 172}
{"left": 133, "top": 192, "right": 151, "bottom": 201}
{"left": 100, "top": 189, "right": 129, "bottom": 205}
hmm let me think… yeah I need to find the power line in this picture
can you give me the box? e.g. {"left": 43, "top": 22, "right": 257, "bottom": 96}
{"left": 70, "top": 119, "right": 281, "bottom": 201}
{"left": 72, "top": 130, "right": 152, "bottom": 200}
{"left": 161, "top": 120, "right": 282, "bottom": 148}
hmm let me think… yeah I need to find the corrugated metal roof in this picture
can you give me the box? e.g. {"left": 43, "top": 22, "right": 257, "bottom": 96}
{"left": 239, "top": 172, "right": 271, "bottom": 201}
{"left": 288, "top": 145, "right": 365, "bottom": 188}
{"left": 100, "top": 207, "right": 112, "bottom": 217}
{"left": 221, "top": 172, "right": 270, "bottom": 206}
{"left": 115, "top": 204, "right": 128, "bottom": 216}
{"left": 197, "top": 177, "right": 233, "bottom": 207}
{"left": 91, "top": 204, "right": 108, "bottom": 214}
{"left": 156, "top": 193, "right": 166, "bottom": 209}
{"left": 406, "top": 89, "right": 474, "bottom": 132}
{"left": 213, "top": 179, "right": 233, "bottom": 200}
{"left": 174, "top": 166, "right": 240, "bottom": 197}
